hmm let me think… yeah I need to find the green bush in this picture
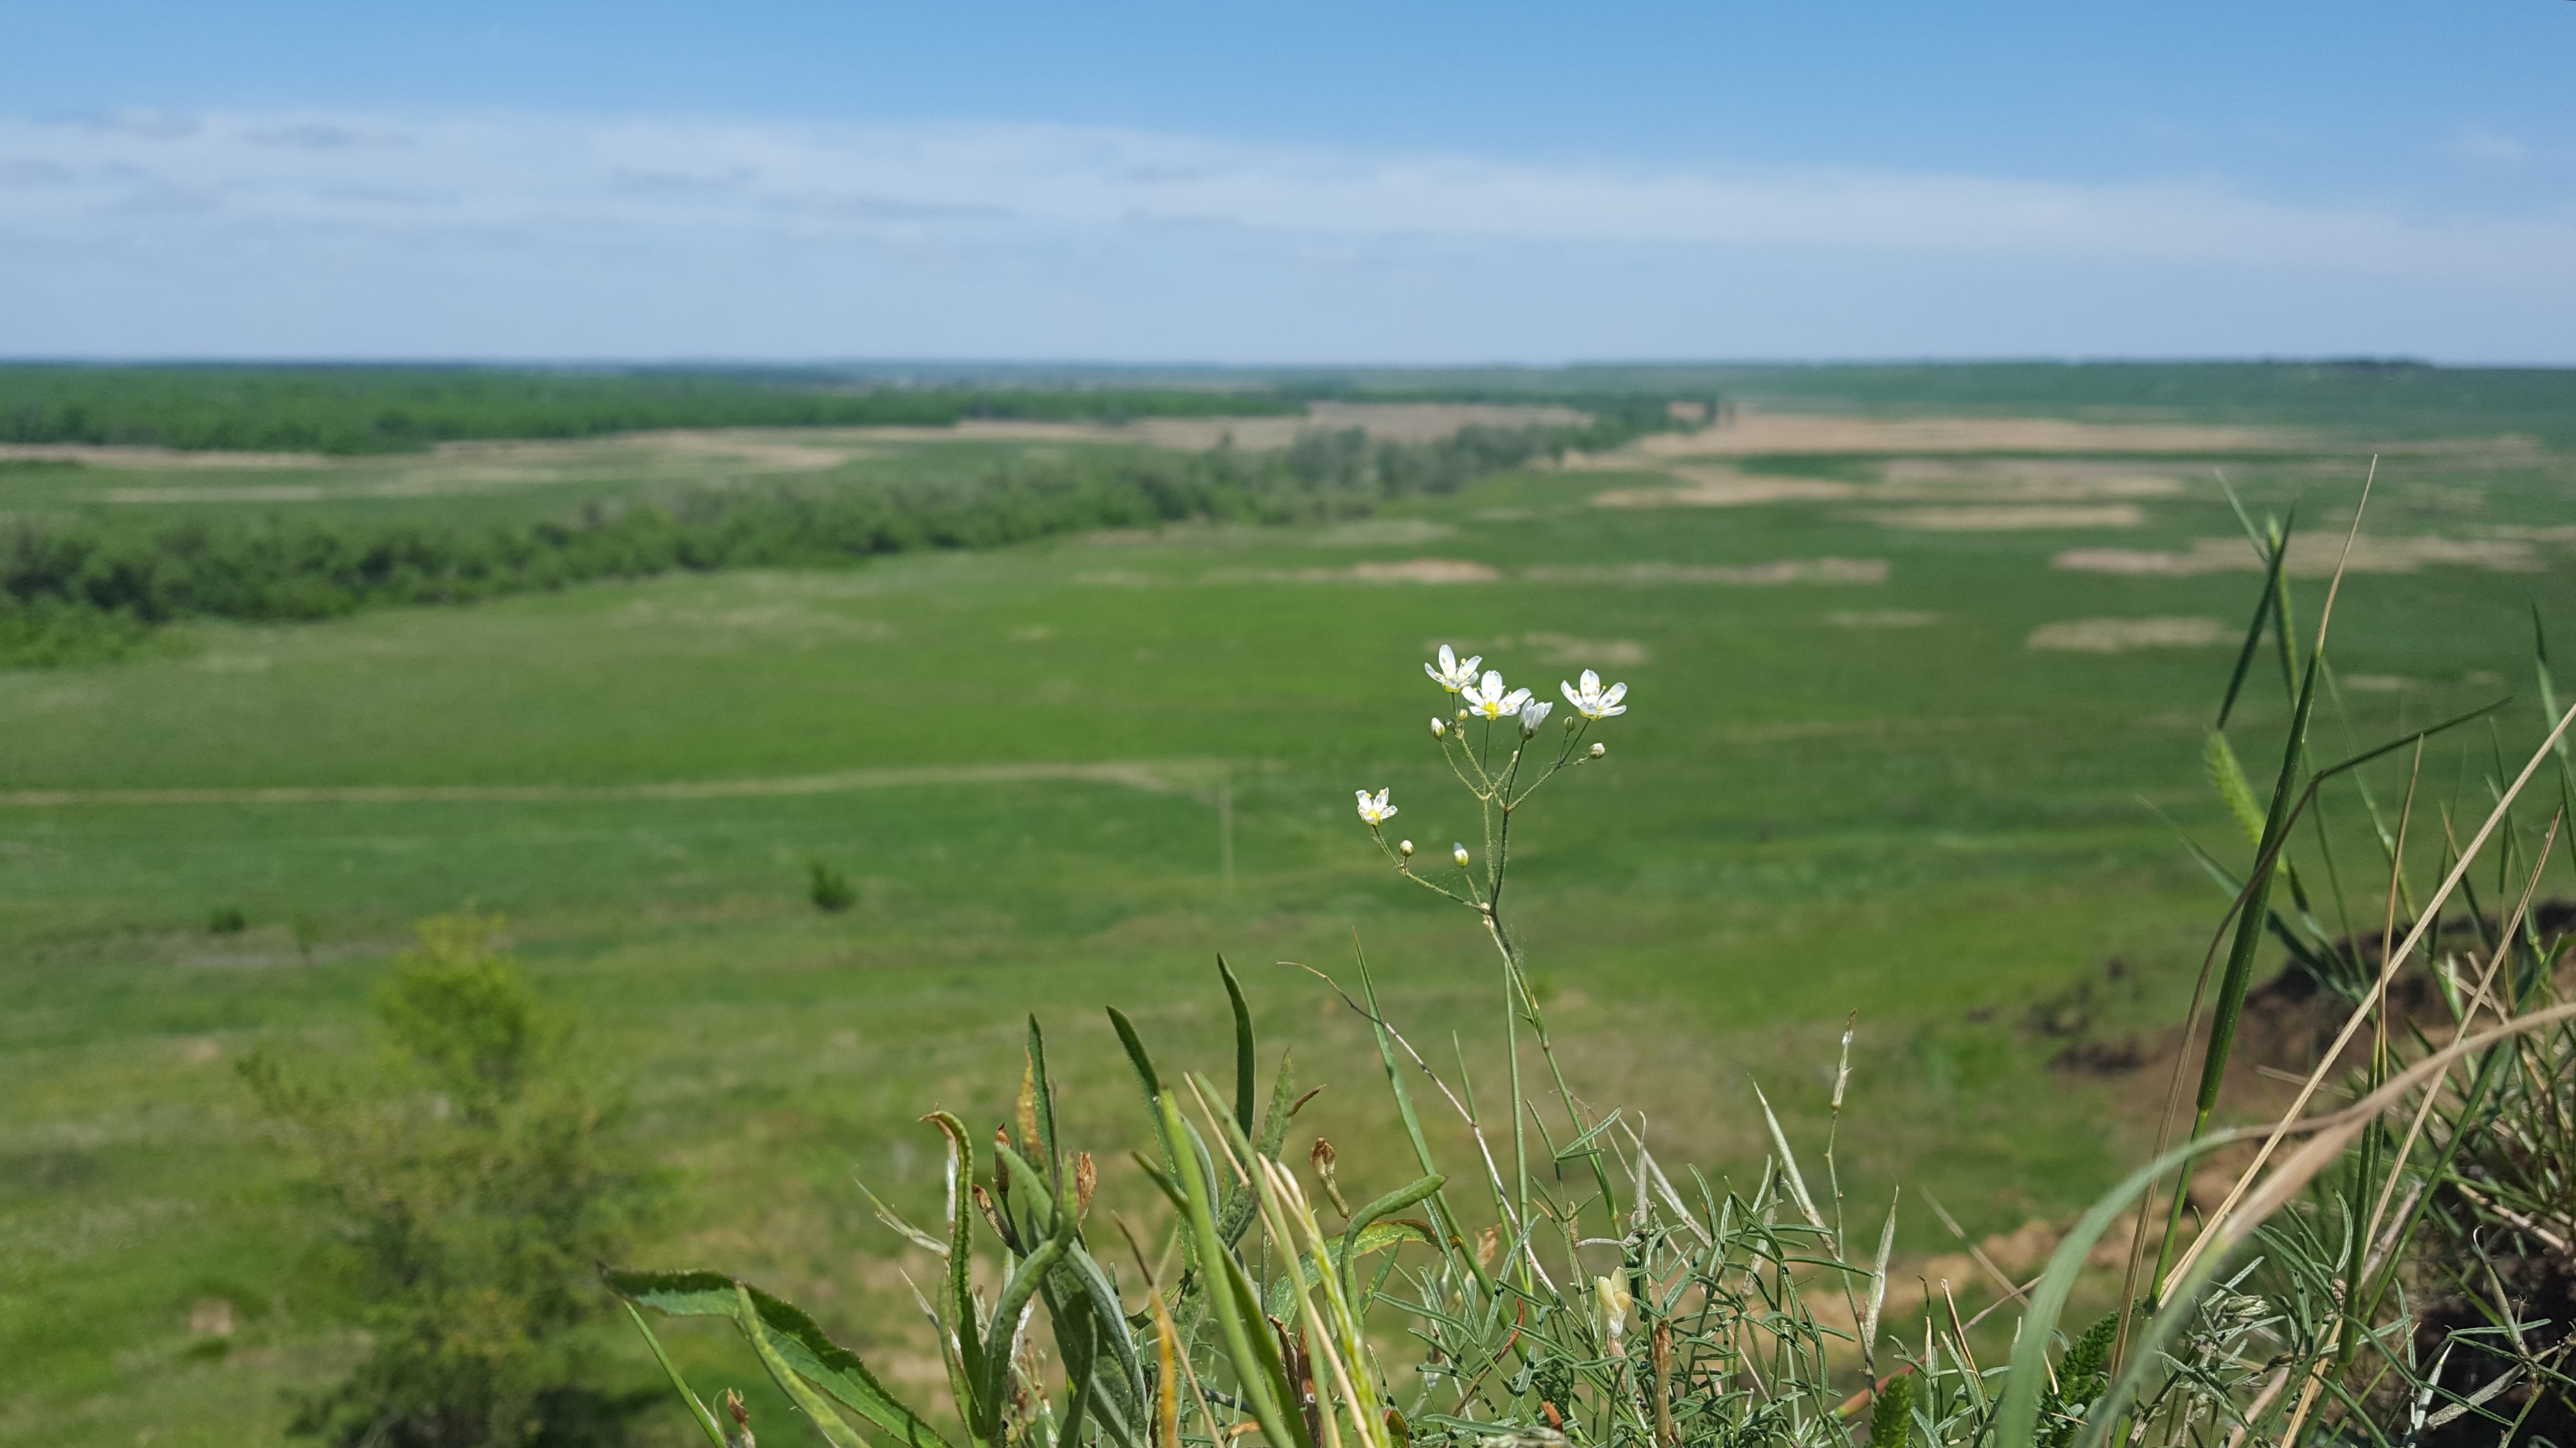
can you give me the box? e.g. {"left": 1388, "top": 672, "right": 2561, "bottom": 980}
{"left": 242, "top": 913, "right": 662, "bottom": 1447}
{"left": 807, "top": 860, "right": 855, "bottom": 913}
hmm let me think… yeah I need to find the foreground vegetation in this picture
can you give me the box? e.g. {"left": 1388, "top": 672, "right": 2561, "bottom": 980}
{"left": 5, "top": 365, "right": 2574, "bottom": 1444}
{"left": 611, "top": 528, "right": 2576, "bottom": 1448}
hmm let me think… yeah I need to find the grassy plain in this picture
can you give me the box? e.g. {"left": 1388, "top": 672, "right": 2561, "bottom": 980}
{"left": 4, "top": 370, "right": 2574, "bottom": 1443}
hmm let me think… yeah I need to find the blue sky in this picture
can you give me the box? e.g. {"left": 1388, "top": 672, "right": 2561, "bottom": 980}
{"left": 3, "top": 2, "right": 2570, "bottom": 362}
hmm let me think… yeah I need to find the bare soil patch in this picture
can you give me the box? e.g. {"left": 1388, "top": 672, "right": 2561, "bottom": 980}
{"left": 1591, "top": 467, "right": 1858, "bottom": 507}
{"left": 2056, "top": 535, "right": 2546, "bottom": 576}
{"left": 1522, "top": 559, "right": 1890, "bottom": 586}
{"left": 1618, "top": 407, "right": 2304, "bottom": 459}
{"left": 1826, "top": 610, "right": 1939, "bottom": 629}
{"left": 1204, "top": 559, "right": 1503, "bottom": 585}
{"left": 0, "top": 444, "right": 327, "bottom": 470}
{"left": 1879, "top": 457, "right": 2191, "bottom": 500}
{"left": 1869, "top": 504, "right": 2145, "bottom": 531}
{"left": 2027, "top": 617, "right": 2230, "bottom": 652}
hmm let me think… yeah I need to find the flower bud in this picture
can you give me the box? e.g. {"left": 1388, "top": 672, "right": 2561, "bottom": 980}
{"left": 1452, "top": 843, "right": 1471, "bottom": 868}
{"left": 1595, "top": 1273, "right": 1632, "bottom": 1332}
{"left": 1429, "top": 717, "right": 1446, "bottom": 739}
{"left": 1454, "top": 708, "right": 1469, "bottom": 722}
{"left": 1589, "top": 742, "right": 1606, "bottom": 759}
{"left": 1564, "top": 714, "right": 1579, "bottom": 733}
{"left": 1310, "top": 1136, "right": 1352, "bottom": 1216}
{"left": 1398, "top": 839, "right": 1415, "bottom": 858}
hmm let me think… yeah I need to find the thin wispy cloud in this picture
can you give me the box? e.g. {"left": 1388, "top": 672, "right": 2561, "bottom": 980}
{"left": 4, "top": 110, "right": 2567, "bottom": 274}
{"left": 3, "top": 109, "right": 2570, "bottom": 360}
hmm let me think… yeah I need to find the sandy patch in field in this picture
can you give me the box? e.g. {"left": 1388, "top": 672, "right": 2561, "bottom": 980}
{"left": 1878, "top": 457, "right": 2191, "bottom": 500}
{"left": 1523, "top": 558, "right": 1888, "bottom": 585}
{"left": 102, "top": 484, "right": 333, "bottom": 503}
{"left": 1072, "top": 570, "right": 1161, "bottom": 587}
{"left": 2028, "top": 616, "right": 2230, "bottom": 652}
{"left": 1607, "top": 407, "right": 2300, "bottom": 459}
{"left": 1826, "top": 610, "right": 1939, "bottom": 628}
{"left": 1316, "top": 517, "right": 1457, "bottom": 546}
{"left": 1868, "top": 504, "right": 2145, "bottom": 531}
{"left": 2055, "top": 535, "right": 2545, "bottom": 576}
{"left": 1206, "top": 558, "right": 1502, "bottom": 584}
{"left": 0, "top": 444, "right": 326, "bottom": 470}
{"left": 613, "top": 599, "right": 898, "bottom": 637}
{"left": 607, "top": 430, "right": 873, "bottom": 471}
{"left": 1592, "top": 467, "right": 1858, "bottom": 507}
{"left": 1589, "top": 457, "right": 2193, "bottom": 510}
{"left": 2340, "top": 675, "right": 2421, "bottom": 693}
{"left": 2477, "top": 524, "right": 2576, "bottom": 544}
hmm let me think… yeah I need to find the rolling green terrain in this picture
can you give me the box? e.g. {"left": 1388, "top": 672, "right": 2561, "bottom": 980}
{"left": 3, "top": 367, "right": 2573, "bottom": 1444}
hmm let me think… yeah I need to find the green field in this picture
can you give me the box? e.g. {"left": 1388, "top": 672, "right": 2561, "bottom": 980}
{"left": 5, "top": 367, "right": 2574, "bottom": 1443}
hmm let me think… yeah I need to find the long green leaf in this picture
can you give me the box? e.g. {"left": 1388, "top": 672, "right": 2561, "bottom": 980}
{"left": 1268, "top": 1218, "right": 1438, "bottom": 1319}
{"left": 973, "top": 1234, "right": 1071, "bottom": 1439}
{"left": 1026, "top": 1014, "right": 1061, "bottom": 1190}
{"left": 924, "top": 1111, "right": 986, "bottom": 1420}
{"left": 1338, "top": 1174, "right": 1444, "bottom": 1289}
{"left": 1219, "top": 956, "right": 1257, "bottom": 1140}
{"left": 618, "top": 1300, "right": 729, "bottom": 1447}
{"left": 1158, "top": 1090, "right": 1311, "bottom": 1448}
{"left": 1992, "top": 1133, "right": 2249, "bottom": 1448}
{"left": 604, "top": 1268, "right": 959, "bottom": 1448}
{"left": 735, "top": 1283, "right": 871, "bottom": 1448}
{"left": 2212, "top": 512, "right": 2291, "bottom": 731}
{"left": 1354, "top": 946, "right": 1473, "bottom": 1279}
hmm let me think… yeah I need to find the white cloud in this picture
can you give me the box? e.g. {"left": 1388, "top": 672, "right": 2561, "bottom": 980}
{"left": 1, "top": 109, "right": 2568, "bottom": 275}
{"left": 1, "top": 109, "right": 2570, "bottom": 360}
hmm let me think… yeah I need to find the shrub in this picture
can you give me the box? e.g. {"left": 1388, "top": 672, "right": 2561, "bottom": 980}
{"left": 807, "top": 860, "right": 855, "bottom": 913}
{"left": 242, "top": 913, "right": 662, "bottom": 1447}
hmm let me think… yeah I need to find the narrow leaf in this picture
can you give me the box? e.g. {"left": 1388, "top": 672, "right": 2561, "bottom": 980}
{"left": 1219, "top": 956, "right": 1257, "bottom": 1140}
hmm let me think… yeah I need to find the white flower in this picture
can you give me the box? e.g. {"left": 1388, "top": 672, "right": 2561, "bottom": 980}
{"left": 1425, "top": 644, "right": 1482, "bottom": 694}
{"left": 1518, "top": 700, "right": 1552, "bottom": 737}
{"left": 1354, "top": 789, "right": 1398, "bottom": 826}
{"left": 1560, "top": 669, "right": 1629, "bottom": 719}
{"left": 1461, "top": 670, "right": 1532, "bottom": 721}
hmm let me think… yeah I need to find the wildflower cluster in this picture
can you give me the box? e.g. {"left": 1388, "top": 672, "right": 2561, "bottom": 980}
{"left": 1354, "top": 644, "right": 1628, "bottom": 950}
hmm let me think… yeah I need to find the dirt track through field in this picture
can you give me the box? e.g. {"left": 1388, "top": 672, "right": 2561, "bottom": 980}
{"left": 0, "top": 759, "right": 1224, "bottom": 809}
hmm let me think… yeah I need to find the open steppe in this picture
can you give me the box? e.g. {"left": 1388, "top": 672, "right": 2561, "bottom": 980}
{"left": 6, "top": 370, "right": 2575, "bottom": 1443}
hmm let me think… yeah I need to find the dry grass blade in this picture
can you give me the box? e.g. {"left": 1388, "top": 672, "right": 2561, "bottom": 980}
{"left": 2166, "top": 698, "right": 2576, "bottom": 1289}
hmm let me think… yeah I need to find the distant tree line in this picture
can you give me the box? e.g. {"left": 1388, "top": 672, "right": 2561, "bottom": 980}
{"left": 0, "top": 365, "right": 1301, "bottom": 456}
{"left": 2, "top": 417, "right": 1670, "bottom": 663}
